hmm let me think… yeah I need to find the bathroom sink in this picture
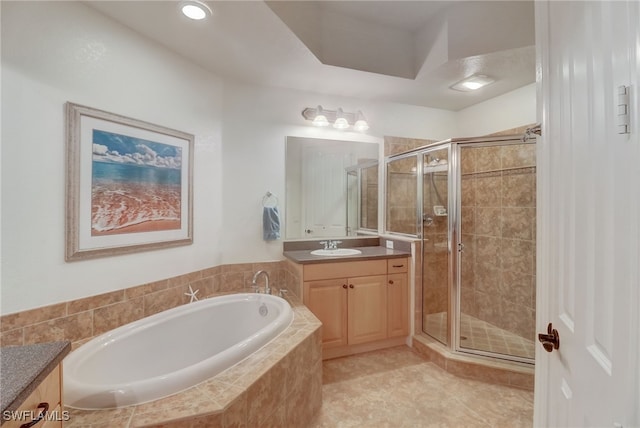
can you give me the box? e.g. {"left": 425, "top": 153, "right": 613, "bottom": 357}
{"left": 310, "top": 248, "right": 363, "bottom": 256}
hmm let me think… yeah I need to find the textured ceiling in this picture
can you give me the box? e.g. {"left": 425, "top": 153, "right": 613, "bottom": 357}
{"left": 87, "top": 0, "right": 536, "bottom": 111}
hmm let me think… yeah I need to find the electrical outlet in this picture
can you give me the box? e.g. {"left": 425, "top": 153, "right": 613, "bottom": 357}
{"left": 386, "top": 240, "right": 394, "bottom": 250}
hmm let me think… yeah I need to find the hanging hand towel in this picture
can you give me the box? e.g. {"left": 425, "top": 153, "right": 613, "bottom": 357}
{"left": 263, "top": 206, "right": 281, "bottom": 241}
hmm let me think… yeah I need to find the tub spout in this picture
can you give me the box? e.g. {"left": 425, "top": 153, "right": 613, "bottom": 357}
{"left": 252, "top": 270, "right": 271, "bottom": 294}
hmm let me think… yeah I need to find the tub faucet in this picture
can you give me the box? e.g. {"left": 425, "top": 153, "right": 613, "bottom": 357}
{"left": 251, "top": 270, "right": 271, "bottom": 294}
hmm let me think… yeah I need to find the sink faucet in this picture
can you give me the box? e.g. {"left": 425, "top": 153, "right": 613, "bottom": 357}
{"left": 328, "top": 240, "right": 342, "bottom": 250}
{"left": 251, "top": 270, "right": 271, "bottom": 294}
{"left": 319, "top": 240, "right": 342, "bottom": 250}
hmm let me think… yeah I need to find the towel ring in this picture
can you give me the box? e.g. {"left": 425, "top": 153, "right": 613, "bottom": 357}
{"left": 262, "top": 192, "right": 278, "bottom": 208}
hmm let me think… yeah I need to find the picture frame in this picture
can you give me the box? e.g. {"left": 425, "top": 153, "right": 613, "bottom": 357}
{"left": 65, "top": 102, "right": 194, "bottom": 261}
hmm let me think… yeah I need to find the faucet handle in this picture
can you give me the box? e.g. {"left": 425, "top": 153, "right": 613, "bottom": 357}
{"left": 319, "top": 241, "right": 328, "bottom": 250}
{"left": 278, "top": 289, "right": 288, "bottom": 298}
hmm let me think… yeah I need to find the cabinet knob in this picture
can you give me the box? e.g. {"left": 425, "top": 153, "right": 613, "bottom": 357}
{"left": 389, "top": 280, "right": 394, "bottom": 285}
{"left": 342, "top": 284, "right": 347, "bottom": 289}
{"left": 349, "top": 284, "right": 354, "bottom": 289}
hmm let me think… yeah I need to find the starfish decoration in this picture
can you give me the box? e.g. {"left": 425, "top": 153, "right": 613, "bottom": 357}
{"left": 184, "top": 285, "right": 199, "bottom": 303}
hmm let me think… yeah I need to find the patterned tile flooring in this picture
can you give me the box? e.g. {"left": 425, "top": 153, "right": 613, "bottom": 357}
{"left": 310, "top": 346, "right": 534, "bottom": 427}
{"left": 424, "top": 312, "right": 535, "bottom": 360}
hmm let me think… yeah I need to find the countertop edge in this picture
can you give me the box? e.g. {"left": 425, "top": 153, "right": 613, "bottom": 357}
{"left": 1, "top": 341, "right": 71, "bottom": 418}
{"left": 283, "top": 246, "right": 411, "bottom": 265}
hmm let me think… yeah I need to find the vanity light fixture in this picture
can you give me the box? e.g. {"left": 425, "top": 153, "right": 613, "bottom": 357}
{"left": 353, "top": 110, "right": 370, "bottom": 132}
{"left": 179, "top": 0, "right": 212, "bottom": 20}
{"left": 450, "top": 74, "right": 495, "bottom": 92}
{"left": 311, "top": 105, "right": 329, "bottom": 127}
{"left": 301, "top": 106, "right": 369, "bottom": 132}
{"left": 333, "top": 108, "right": 349, "bottom": 129}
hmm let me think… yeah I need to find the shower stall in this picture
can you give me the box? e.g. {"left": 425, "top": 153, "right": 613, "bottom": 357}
{"left": 385, "top": 135, "right": 536, "bottom": 363}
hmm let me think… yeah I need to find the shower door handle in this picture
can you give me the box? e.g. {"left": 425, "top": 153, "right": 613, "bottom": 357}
{"left": 458, "top": 243, "right": 465, "bottom": 253}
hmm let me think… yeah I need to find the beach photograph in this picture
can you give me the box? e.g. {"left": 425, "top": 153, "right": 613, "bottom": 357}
{"left": 91, "top": 129, "right": 183, "bottom": 236}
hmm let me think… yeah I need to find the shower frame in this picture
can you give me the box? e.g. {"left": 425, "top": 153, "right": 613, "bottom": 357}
{"left": 384, "top": 135, "right": 536, "bottom": 364}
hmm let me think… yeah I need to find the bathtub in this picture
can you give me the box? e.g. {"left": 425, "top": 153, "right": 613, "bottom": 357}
{"left": 63, "top": 293, "right": 293, "bottom": 410}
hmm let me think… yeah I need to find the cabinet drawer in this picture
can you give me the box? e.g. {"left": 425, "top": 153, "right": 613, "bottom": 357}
{"left": 304, "top": 259, "right": 387, "bottom": 281}
{"left": 3, "top": 366, "right": 61, "bottom": 428}
{"left": 387, "top": 258, "right": 408, "bottom": 274}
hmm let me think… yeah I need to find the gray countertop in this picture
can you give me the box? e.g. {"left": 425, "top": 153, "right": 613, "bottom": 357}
{"left": 0, "top": 341, "right": 71, "bottom": 416}
{"left": 283, "top": 245, "right": 410, "bottom": 264}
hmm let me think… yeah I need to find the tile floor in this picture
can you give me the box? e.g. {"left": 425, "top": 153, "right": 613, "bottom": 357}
{"left": 310, "top": 346, "right": 534, "bottom": 427}
{"left": 424, "top": 312, "right": 535, "bottom": 360}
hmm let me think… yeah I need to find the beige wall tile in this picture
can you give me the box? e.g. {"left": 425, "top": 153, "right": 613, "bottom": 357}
{"left": 67, "top": 290, "right": 125, "bottom": 315}
{"left": 93, "top": 297, "right": 144, "bottom": 336}
{"left": 143, "top": 287, "right": 184, "bottom": 317}
{"left": 1, "top": 328, "right": 24, "bottom": 346}
{"left": 125, "top": 279, "right": 169, "bottom": 300}
{"left": 0, "top": 302, "right": 66, "bottom": 332}
{"left": 23, "top": 311, "right": 93, "bottom": 344}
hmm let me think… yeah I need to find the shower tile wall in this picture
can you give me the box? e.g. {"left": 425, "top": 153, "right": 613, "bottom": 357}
{"left": 384, "top": 136, "right": 437, "bottom": 234}
{"left": 361, "top": 165, "right": 378, "bottom": 230}
{"left": 384, "top": 136, "right": 437, "bottom": 157}
{"left": 386, "top": 156, "right": 418, "bottom": 234}
{"left": 460, "top": 144, "right": 536, "bottom": 341}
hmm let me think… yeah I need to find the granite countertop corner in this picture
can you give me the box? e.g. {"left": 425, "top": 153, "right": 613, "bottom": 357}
{"left": 0, "top": 341, "right": 71, "bottom": 416}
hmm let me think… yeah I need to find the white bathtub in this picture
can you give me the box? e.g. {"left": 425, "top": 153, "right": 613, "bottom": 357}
{"left": 63, "top": 293, "right": 293, "bottom": 409}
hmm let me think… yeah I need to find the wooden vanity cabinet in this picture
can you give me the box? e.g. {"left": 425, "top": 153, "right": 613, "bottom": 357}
{"left": 303, "top": 278, "right": 348, "bottom": 348}
{"left": 4, "top": 365, "right": 63, "bottom": 428}
{"left": 302, "top": 257, "right": 409, "bottom": 359}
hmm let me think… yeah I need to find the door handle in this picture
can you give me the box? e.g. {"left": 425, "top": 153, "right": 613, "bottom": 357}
{"left": 538, "top": 322, "right": 560, "bottom": 352}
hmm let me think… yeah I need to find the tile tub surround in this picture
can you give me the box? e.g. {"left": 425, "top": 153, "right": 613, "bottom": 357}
{"left": 0, "top": 261, "right": 291, "bottom": 347}
{"left": 65, "top": 299, "right": 322, "bottom": 427}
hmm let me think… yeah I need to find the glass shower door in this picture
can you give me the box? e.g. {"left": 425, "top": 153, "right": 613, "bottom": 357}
{"left": 421, "top": 147, "right": 450, "bottom": 346}
{"left": 457, "top": 142, "right": 536, "bottom": 361}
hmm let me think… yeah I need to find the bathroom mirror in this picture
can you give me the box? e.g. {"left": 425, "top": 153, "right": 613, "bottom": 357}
{"left": 285, "top": 136, "right": 379, "bottom": 239}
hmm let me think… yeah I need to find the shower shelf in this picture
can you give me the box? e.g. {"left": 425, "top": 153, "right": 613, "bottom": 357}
{"left": 423, "top": 165, "right": 448, "bottom": 173}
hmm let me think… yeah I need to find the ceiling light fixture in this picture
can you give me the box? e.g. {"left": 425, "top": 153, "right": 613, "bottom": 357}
{"left": 301, "top": 106, "right": 369, "bottom": 132}
{"left": 179, "top": 0, "right": 212, "bottom": 20}
{"left": 450, "top": 74, "right": 495, "bottom": 92}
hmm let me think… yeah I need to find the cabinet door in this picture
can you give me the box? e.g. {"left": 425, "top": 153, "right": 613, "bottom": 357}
{"left": 347, "top": 275, "right": 388, "bottom": 345}
{"left": 387, "top": 273, "right": 409, "bottom": 338}
{"left": 3, "top": 366, "right": 61, "bottom": 428}
{"left": 303, "top": 279, "right": 348, "bottom": 349}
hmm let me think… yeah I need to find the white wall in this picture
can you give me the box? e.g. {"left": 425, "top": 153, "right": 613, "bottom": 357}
{"left": 455, "top": 83, "right": 536, "bottom": 136}
{"left": 1, "top": 2, "right": 224, "bottom": 314}
{"left": 219, "top": 81, "right": 456, "bottom": 263}
{"left": 0, "top": 1, "right": 534, "bottom": 315}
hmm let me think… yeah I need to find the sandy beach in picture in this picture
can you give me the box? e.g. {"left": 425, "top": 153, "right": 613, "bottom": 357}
{"left": 91, "top": 129, "right": 183, "bottom": 236}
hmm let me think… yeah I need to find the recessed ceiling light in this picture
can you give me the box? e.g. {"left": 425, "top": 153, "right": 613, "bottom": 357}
{"left": 179, "top": 0, "right": 212, "bottom": 20}
{"left": 450, "top": 74, "right": 495, "bottom": 92}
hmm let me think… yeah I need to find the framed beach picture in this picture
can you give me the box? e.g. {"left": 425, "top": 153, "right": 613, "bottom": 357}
{"left": 65, "top": 102, "right": 194, "bottom": 261}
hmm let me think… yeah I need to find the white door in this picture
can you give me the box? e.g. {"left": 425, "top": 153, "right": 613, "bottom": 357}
{"left": 535, "top": 1, "right": 640, "bottom": 426}
{"left": 301, "top": 144, "right": 349, "bottom": 237}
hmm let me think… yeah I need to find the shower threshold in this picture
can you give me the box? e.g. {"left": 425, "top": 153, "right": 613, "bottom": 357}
{"left": 424, "top": 312, "right": 535, "bottom": 360}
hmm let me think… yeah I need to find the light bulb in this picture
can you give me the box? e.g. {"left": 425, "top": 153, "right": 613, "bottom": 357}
{"left": 312, "top": 106, "right": 329, "bottom": 127}
{"left": 179, "top": 1, "right": 212, "bottom": 20}
{"left": 353, "top": 110, "right": 369, "bottom": 131}
{"left": 333, "top": 108, "right": 349, "bottom": 129}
